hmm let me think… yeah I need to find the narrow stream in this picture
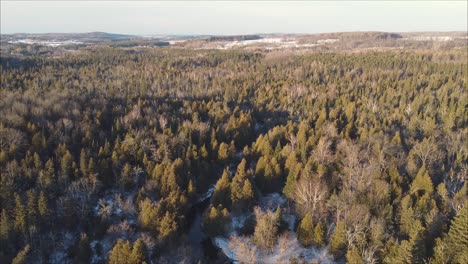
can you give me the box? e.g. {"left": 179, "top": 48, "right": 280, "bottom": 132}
{"left": 186, "top": 186, "right": 231, "bottom": 263}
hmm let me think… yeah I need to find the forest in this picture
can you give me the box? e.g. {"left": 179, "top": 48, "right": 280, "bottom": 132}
{"left": 0, "top": 46, "right": 467, "bottom": 263}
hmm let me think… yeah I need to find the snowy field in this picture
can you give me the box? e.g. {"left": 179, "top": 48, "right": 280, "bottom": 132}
{"left": 9, "top": 39, "right": 84, "bottom": 47}
{"left": 212, "top": 192, "right": 336, "bottom": 264}
{"left": 215, "top": 38, "right": 341, "bottom": 50}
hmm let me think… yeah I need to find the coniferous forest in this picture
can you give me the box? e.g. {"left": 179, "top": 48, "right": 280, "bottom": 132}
{"left": 0, "top": 45, "right": 467, "bottom": 263}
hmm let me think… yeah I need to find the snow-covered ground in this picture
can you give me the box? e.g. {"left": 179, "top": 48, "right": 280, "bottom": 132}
{"left": 213, "top": 230, "right": 335, "bottom": 264}
{"left": 403, "top": 36, "right": 455, "bottom": 42}
{"left": 317, "top": 39, "right": 339, "bottom": 44}
{"left": 212, "top": 192, "right": 336, "bottom": 264}
{"left": 9, "top": 39, "right": 84, "bottom": 47}
{"left": 214, "top": 38, "right": 338, "bottom": 50}
{"left": 197, "top": 184, "right": 216, "bottom": 203}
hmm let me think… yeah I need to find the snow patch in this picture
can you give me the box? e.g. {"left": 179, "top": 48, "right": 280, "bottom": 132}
{"left": 197, "top": 184, "right": 216, "bottom": 203}
{"left": 9, "top": 39, "right": 84, "bottom": 47}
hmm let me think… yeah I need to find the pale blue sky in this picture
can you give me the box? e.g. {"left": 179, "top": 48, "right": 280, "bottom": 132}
{"left": 1, "top": 1, "right": 467, "bottom": 35}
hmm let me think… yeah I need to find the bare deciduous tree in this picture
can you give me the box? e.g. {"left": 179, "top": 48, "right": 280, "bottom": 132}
{"left": 294, "top": 176, "right": 327, "bottom": 219}
{"left": 229, "top": 236, "right": 257, "bottom": 264}
{"left": 312, "top": 137, "right": 334, "bottom": 165}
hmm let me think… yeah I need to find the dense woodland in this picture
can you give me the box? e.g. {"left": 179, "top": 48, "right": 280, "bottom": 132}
{"left": 0, "top": 47, "right": 467, "bottom": 263}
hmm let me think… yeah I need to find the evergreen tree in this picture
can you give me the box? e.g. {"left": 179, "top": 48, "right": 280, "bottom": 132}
{"left": 211, "top": 168, "right": 231, "bottom": 208}
{"left": 431, "top": 238, "right": 449, "bottom": 264}
{"left": 313, "top": 222, "right": 326, "bottom": 247}
{"left": 26, "top": 191, "right": 38, "bottom": 230}
{"left": 60, "top": 150, "right": 73, "bottom": 184}
{"left": 346, "top": 247, "right": 363, "bottom": 264}
{"left": 396, "top": 240, "right": 413, "bottom": 264}
{"left": 158, "top": 211, "right": 178, "bottom": 242}
{"left": 446, "top": 203, "right": 468, "bottom": 263}
{"left": 39, "top": 159, "right": 56, "bottom": 190}
{"left": 329, "top": 221, "right": 347, "bottom": 258}
{"left": 231, "top": 159, "right": 254, "bottom": 209}
{"left": 297, "top": 212, "right": 314, "bottom": 246}
{"left": 108, "top": 239, "right": 132, "bottom": 264}
{"left": 410, "top": 164, "right": 434, "bottom": 195}
{"left": 0, "top": 209, "right": 10, "bottom": 250}
{"left": 38, "top": 191, "right": 50, "bottom": 223}
{"left": 14, "top": 193, "right": 27, "bottom": 238}
{"left": 138, "top": 198, "right": 158, "bottom": 234}
{"left": 217, "top": 142, "right": 230, "bottom": 161}
{"left": 130, "top": 239, "right": 148, "bottom": 264}
{"left": 241, "top": 179, "right": 254, "bottom": 208}
{"left": 80, "top": 149, "right": 88, "bottom": 177}
{"left": 203, "top": 206, "right": 229, "bottom": 237}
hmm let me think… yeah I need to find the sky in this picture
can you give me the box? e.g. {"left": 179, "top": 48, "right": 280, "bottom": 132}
{"left": 1, "top": 1, "right": 467, "bottom": 35}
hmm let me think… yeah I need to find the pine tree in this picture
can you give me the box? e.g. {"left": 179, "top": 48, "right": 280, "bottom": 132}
{"left": 60, "top": 150, "right": 73, "bottom": 184}
{"left": 235, "top": 158, "right": 247, "bottom": 180}
{"left": 14, "top": 193, "right": 27, "bottom": 238}
{"left": 204, "top": 206, "right": 229, "bottom": 237}
{"left": 446, "top": 203, "right": 468, "bottom": 263}
{"left": 187, "top": 179, "right": 196, "bottom": 198}
{"left": 138, "top": 198, "right": 158, "bottom": 234}
{"left": 241, "top": 179, "right": 254, "bottom": 208}
{"left": 297, "top": 212, "right": 314, "bottom": 246}
{"left": 158, "top": 211, "right": 178, "bottom": 242}
{"left": 346, "top": 247, "right": 363, "bottom": 264}
{"left": 396, "top": 240, "right": 413, "bottom": 264}
{"left": 39, "top": 159, "right": 56, "bottom": 190}
{"left": 410, "top": 164, "right": 433, "bottom": 195}
{"left": 212, "top": 168, "right": 231, "bottom": 208}
{"left": 38, "top": 191, "right": 50, "bottom": 223}
{"left": 130, "top": 239, "right": 148, "bottom": 264}
{"left": 283, "top": 163, "right": 301, "bottom": 200}
{"left": 79, "top": 149, "right": 88, "bottom": 177}
{"left": 33, "top": 152, "right": 42, "bottom": 171}
{"left": 120, "top": 163, "right": 133, "bottom": 190}
{"left": 431, "top": 238, "right": 449, "bottom": 264}
{"left": 217, "top": 142, "right": 230, "bottom": 161}
{"left": 26, "top": 191, "right": 37, "bottom": 234}
{"left": 0, "top": 209, "right": 10, "bottom": 248}
{"left": 108, "top": 239, "right": 132, "bottom": 264}
{"left": 330, "top": 221, "right": 347, "bottom": 258}
{"left": 313, "top": 222, "right": 326, "bottom": 247}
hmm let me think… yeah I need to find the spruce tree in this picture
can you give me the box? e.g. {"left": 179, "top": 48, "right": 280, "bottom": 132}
{"left": 0, "top": 209, "right": 10, "bottom": 249}
{"left": 297, "top": 212, "right": 314, "bottom": 246}
{"left": 38, "top": 191, "right": 50, "bottom": 223}
{"left": 446, "top": 204, "right": 468, "bottom": 263}
{"left": 158, "top": 211, "right": 178, "bottom": 242}
{"left": 410, "top": 164, "right": 433, "bottom": 195}
{"left": 138, "top": 198, "right": 158, "bottom": 234}
{"left": 14, "top": 193, "right": 27, "bottom": 238}
{"left": 329, "top": 221, "right": 347, "bottom": 258}
{"left": 26, "top": 191, "right": 38, "bottom": 230}
{"left": 130, "top": 239, "right": 148, "bottom": 264}
{"left": 211, "top": 168, "right": 231, "bottom": 208}
{"left": 346, "top": 247, "right": 363, "bottom": 264}
{"left": 217, "top": 142, "right": 230, "bottom": 161}
{"left": 108, "top": 239, "right": 132, "bottom": 264}
{"left": 313, "top": 222, "right": 326, "bottom": 247}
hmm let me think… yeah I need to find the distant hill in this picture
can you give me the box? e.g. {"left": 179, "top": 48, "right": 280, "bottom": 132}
{"left": 207, "top": 35, "right": 262, "bottom": 42}
{"left": 3, "top": 32, "right": 140, "bottom": 43}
